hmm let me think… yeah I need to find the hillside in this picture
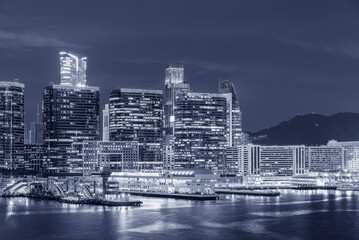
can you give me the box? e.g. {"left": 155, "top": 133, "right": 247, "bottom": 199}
{"left": 249, "top": 112, "right": 359, "bottom": 145}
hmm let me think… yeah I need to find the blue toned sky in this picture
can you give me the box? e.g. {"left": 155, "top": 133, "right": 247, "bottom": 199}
{"left": 0, "top": 0, "right": 359, "bottom": 131}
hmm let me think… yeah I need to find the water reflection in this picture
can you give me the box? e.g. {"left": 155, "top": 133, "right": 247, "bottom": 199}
{"left": 1, "top": 190, "right": 359, "bottom": 240}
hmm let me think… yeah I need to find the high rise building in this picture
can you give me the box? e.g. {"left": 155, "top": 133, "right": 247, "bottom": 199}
{"left": 162, "top": 66, "right": 245, "bottom": 174}
{"left": 307, "top": 146, "right": 344, "bottom": 172}
{"left": 174, "top": 92, "right": 228, "bottom": 172}
{"left": 102, "top": 104, "right": 110, "bottom": 141}
{"left": 43, "top": 84, "right": 100, "bottom": 173}
{"left": 163, "top": 143, "right": 174, "bottom": 171}
{"left": 29, "top": 122, "right": 43, "bottom": 144}
{"left": 327, "top": 140, "right": 359, "bottom": 172}
{"left": 224, "top": 147, "right": 240, "bottom": 175}
{"left": 0, "top": 81, "right": 25, "bottom": 170}
{"left": 218, "top": 80, "right": 244, "bottom": 146}
{"left": 28, "top": 104, "right": 43, "bottom": 144}
{"left": 60, "top": 51, "right": 87, "bottom": 87}
{"left": 109, "top": 88, "right": 163, "bottom": 171}
{"left": 163, "top": 64, "right": 191, "bottom": 136}
{"left": 43, "top": 52, "right": 100, "bottom": 174}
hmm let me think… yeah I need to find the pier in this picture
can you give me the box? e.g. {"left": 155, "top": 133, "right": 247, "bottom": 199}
{"left": 216, "top": 189, "right": 281, "bottom": 196}
{"left": 119, "top": 190, "right": 219, "bottom": 200}
{"left": 59, "top": 197, "right": 142, "bottom": 206}
{"left": 1, "top": 193, "right": 142, "bottom": 206}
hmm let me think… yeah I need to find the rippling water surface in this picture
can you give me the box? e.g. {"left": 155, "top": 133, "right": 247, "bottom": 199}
{"left": 1, "top": 190, "right": 359, "bottom": 240}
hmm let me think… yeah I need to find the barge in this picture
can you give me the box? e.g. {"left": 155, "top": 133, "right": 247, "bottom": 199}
{"left": 216, "top": 189, "right": 281, "bottom": 196}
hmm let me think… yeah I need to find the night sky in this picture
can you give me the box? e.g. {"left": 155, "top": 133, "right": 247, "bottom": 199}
{"left": 1, "top": 0, "right": 359, "bottom": 131}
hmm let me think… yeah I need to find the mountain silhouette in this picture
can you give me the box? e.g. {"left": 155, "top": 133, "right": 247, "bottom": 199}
{"left": 249, "top": 112, "right": 359, "bottom": 146}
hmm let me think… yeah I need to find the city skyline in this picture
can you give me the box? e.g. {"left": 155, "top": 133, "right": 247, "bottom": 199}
{"left": 1, "top": 2, "right": 359, "bottom": 239}
{"left": 0, "top": 50, "right": 246, "bottom": 174}
{"left": 1, "top": 0, "right": 359, "bottom": 132}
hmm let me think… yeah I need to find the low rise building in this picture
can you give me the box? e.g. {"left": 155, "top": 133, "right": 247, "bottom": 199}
{"left": 82, "top": 141, "right": 139, "bottom": 176}
{"left": 106, "top": 169, "right": 219, "bottom": 195}
{"left": 238, "top": 145, "right": 306, "bottom": 176}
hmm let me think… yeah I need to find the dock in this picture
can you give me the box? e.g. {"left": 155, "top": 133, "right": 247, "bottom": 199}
{"left": 119, "top": 190, "right": 219, "bottom": 200}
{"left": 216, "top": 189, "right": 281, "bottom": 197}
{"left": 59, "top": 197, "right": 142, "bottom": 206}
{"left": 1, "top": 193, "right": 142, "bottom": 206}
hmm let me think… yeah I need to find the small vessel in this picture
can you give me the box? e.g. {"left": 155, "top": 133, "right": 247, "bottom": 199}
{"left": 337, "top": 183, "right": 359, "bottom": 191}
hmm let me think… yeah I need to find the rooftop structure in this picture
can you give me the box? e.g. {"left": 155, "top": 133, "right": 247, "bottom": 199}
{"left": 60, "top": 51, "right": 87, "bottom": 87}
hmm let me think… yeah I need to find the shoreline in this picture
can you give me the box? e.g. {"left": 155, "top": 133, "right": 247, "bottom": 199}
{"left": 0, "top": 193, "right": 142, "bottom": 207}
{"left": 216, "top": 189, "right": 281, "bottom": 196}
{"left": 119, "top": 190, "right": 219, "bottom": 200}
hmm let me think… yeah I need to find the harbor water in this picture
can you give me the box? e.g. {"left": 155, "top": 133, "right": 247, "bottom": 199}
{"left": 1, "top": 189, "right": 359, "bottom": 240}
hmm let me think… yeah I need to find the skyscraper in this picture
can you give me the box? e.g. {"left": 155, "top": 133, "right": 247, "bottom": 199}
{"left": 0, "top": 81, "right": 25, "bottom": 170}
{"left": 164, "top": 64, "right": 191, "bottom": 136}
{"left": 29, "top": 104, "right": 43, "bottom": 144}
{"left": 43, "top": 84, "right": 100, "bottom": 173}
{"left": 174, "top": 92, "right": 228, "bottom": 172}
{"left": 60, "top": 51, "right": 87, "bottom": 87}
{"left": 162, "top": 66, "right": 245, "bottom": 174}
{"left": 43, "top": 52, "right": 100, "bottom": 174}
{"left": 218, "top": 80, "right": 244, "bottom": 146}
{"left": 109, "top": 88, "right": 163, "bottom": 171}
{"left": 102, "top": 104, "right": 110, "bottom": 141}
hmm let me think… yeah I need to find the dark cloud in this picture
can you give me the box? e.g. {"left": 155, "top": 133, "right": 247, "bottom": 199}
{"left": 0, "top": 0, "right": 358, "bottom": 131}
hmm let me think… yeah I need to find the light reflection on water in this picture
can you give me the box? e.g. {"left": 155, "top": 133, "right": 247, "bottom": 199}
{"left": 1, "top": 190, "right": 359, "bottom": 240}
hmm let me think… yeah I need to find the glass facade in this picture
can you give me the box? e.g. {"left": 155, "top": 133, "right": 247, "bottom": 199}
{"left": 0, "top": 81, "right": 25, "bottom": 170}
{"left": 102, "top": 104, "right": 110, "bottom": 141}
{"left": 109, "top": 88, "right": 163, "bottom": 171}
{"left": 24, "top": 143, "right": 44, "bottom": 172}
{"left": 59, "top": 51, "right": 87, "bottom": 87}
{"left": 163, "top": 64, "right": 191, "bottom": 136}
{"left": 174, "top": 92, "right": 228, "bottom": 172}
{"left": 163, "top": 68, "right": 244, "bottom": 174}
{"left": 43, "top": 84, "right": 100, "bottom": 173}
{"left": 218, "top": 80, "right": 244, "bottom": 146}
